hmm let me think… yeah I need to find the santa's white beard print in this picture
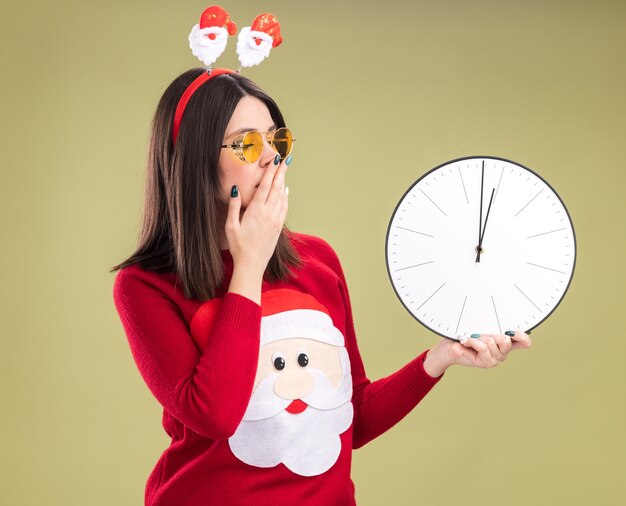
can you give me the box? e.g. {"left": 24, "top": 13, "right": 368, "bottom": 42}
{"left": 228, "top": 352, "right": 353, "bottom": 477}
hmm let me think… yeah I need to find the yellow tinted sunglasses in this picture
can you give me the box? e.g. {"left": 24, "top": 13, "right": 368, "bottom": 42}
{"left": 221, "top": 127, "right": 295, "bottom": 164}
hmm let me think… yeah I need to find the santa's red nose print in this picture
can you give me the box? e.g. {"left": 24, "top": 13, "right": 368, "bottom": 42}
{"left": 228, "top": 289, "right": 353, "bottom": 477}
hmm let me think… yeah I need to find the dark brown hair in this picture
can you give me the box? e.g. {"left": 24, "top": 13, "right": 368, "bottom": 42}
{"left": 110, "top": 68, "right": 301, "bottom": 300}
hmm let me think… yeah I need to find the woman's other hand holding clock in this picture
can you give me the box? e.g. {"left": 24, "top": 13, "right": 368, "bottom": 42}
{"left": 422, "top": 332, "right": 532, "bottom": 378}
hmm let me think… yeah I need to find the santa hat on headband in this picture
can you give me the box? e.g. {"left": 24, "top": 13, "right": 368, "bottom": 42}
{"left": 189, "top": 6, "right": 237, "bottom": 66}
{"left": 260, "top": 289, "right": 345, "bottom": 347}
{"left": 236, "top": 13, "right": 283, "bottom": 68}
{"left": 200, "top": 5, "right": 237, "bottom": 35}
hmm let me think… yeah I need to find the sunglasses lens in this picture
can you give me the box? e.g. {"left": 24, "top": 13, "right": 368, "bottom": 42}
{"left": 271, "top": 128, "right": 293, "bottom": 159}
{"left": 242, "top": 131, "right": 263, "bottom": 163}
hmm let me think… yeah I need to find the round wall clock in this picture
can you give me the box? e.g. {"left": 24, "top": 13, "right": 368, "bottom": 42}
{"left": 385, "top": 156, "right": 576, "bottom": 341}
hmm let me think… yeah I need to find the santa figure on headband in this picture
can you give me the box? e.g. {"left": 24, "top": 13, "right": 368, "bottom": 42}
{"left": 228, "top": 289, "right": 353, "bottom": 477}
{"left": 188, "top": 8, "right": 283, "bottom": 70}
{"left": 188, "top": 5, "right": 237, "bottom": 66}
{"left": 236, "top": 13, "right": 283, "bottom": 68}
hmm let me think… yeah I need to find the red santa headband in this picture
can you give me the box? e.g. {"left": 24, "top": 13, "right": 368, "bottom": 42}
{"left": 172, "top": 6, "right": 283, "bottom": 144}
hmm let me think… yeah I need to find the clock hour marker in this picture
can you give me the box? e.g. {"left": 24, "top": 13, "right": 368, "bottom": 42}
{"left": 491, "top": 296, "right": 502, "bottom": 334}
{"left": 419, "top": 189, "right": 447, "bottom": 216}
{"left": 455, "top": 295, "right": 467, "bottom": 334}
{"left": 514, "top": 283, "right": 542, "bottom": 313}
{"left": 417, "top": 282, "right": 446, "bottom": 310}
{"left": 395, "top": 261, "right": 434, "bottom": 272}
{"left": 527, "top": 262, "right": 567, "bottom": 275}
{"left": 458, "top": 167, "right": 469, "bottom": 204}
{"left": 527, "top": 228, "right": 567, "bottom": 239}
{"left": 514, "top": 189, "right": 544, "bottom": 217}
{"left": 493, "top": 166, "right": 505, "bottom": 204}
{"left": 396, "top": 226, "right": 434, "bottom": 238}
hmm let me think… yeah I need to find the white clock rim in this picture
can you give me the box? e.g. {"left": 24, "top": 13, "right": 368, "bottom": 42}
{"left": 384, "top": 155, "right": 577, "bottom": 341}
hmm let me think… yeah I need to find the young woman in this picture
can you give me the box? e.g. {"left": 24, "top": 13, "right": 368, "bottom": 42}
{"left": 112, "top": 68, "right": 531, "bottom": 506}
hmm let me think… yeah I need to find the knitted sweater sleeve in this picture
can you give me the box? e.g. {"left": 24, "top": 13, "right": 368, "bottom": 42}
{"left": 113, "top": 267, "right": 262, "bottom": 440}
{"left": 311, "top": 238, "right": 444, "bottom": 449}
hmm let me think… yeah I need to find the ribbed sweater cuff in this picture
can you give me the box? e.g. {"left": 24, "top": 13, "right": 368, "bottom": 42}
{"left": 218, "top": 292, "right": 262, "bottom": 335}
{"left": 399, "top": 349, "right": 444, "bottom": 398}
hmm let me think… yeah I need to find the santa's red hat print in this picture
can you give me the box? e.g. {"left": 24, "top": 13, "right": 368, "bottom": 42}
{"left": 228, "top": 289, "right": 354, "bottom": 477}
{"left": 236, "top": 13, "right": 283, "bottom": 68}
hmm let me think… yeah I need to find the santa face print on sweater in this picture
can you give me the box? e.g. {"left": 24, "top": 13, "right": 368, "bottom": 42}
{"left": 228, "top": 290, "right": 354, "bottom": 477}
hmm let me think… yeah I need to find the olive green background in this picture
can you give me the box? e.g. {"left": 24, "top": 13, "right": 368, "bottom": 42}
{"left": 2, "top": 0, "right": 624, "bottom": 504}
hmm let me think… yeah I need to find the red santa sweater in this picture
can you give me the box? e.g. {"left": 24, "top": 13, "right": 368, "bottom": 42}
{"left": 113, "top": 232, "right": 443, "bottom": 506}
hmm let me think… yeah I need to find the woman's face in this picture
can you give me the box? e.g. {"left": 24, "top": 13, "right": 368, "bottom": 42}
{"left": 218, "top": 95, "right": 279, "bottom": 209}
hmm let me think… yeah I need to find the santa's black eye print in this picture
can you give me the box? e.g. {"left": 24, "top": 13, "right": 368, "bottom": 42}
{"left": 273, "top": 355, "right": 285, "bottom": 371}
{"left": 297, "top": 353, "right": 309, "bottom": 367}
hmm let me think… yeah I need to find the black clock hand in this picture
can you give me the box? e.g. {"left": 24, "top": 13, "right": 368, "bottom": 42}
{"left": 476, "top": 188, "right": 495, "bottom": 262}
{"left": 477, "top": 161, "right": 484, "bottom": 256}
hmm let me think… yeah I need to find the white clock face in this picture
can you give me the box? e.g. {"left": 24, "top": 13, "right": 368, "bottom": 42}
{"left": 385, "top": 156, "right": 576, "bottom": 340}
